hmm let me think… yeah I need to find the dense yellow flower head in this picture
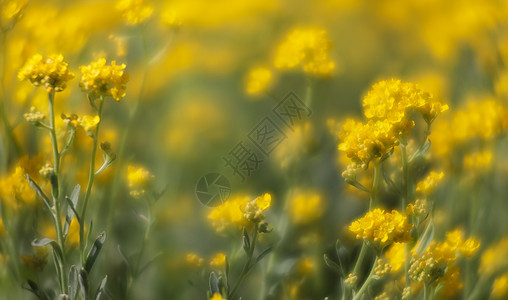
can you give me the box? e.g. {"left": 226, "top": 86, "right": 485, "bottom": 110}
{"left": 245, "top": 67, "right": 272, "bottom": 95}
{"left": 288, "top": 190, "right": 324, "bottom": 225}
{"left": 244, "top": 193, "right": 271, "bottom": 223}
{"left": 339, "top": 119, "right": 400, "bottom": 168}
{"left": 116, "top": 0, "right": 153, "bottom": 25}
{"left": 79, "top": 115, "right": 100, "bottom": 133}
{"left": 209, "top": 252, "right": 226, "bottom": 268}
{"left": 127, "top": 165, "right": 154, "bottom": 198}
{"left": 79, "top": 58, "right": 129, "bottom": 101}
{"left": 416, "top": 171, "right": 444, "bottom": 195}
{"left": 349, "top": 208, "right": 412, "bottom": 249}
{"left": 18, "top": 54, "right": 75, "bottom": 93}
{"left": 274, "top": 28, "right": 335, "bottom": 77}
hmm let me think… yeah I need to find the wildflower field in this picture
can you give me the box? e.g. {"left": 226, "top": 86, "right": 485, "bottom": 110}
{"left": 2, "top": 0, "right": 508, "bottom": 299}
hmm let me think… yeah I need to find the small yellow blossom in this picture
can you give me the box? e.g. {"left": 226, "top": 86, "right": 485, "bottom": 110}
{"left": 0, "top": 166, "right": 36, "bottom": 209}
{"left": 385, "top": 242, "right": 405, "bottom": 273}
{"left": 464, "top": 150, "right": 493, "bottom": 172}
{"left": 345, "top": 273, "right": 358, "bottom": 287}
{"left": 375, "top": 258, "right": 392, "bottom": 277}
{"left": 116, "top": 0, "right": 153, "bottom": 25}
{"left": 24, "top": 107, "right": 45, "bottom": 124}
{"left": 79, "top": 115, "right": 100, "bottom": 133}
{"left": 39, "top": 163, "right": 54, "bottom": 178}
{"left": 186, "top": 253, "right": 204, "bottom": 268}
{"left": 244, "top": 193, "right": 272, "bottom": 223}
{"left": 479, "top": 237, "right": 508, "bottom": 275}
{"left": 296, "top": 257, "right": 315, "bottom": 275}
{"left": 210, "top": 293, "right": 223, "bottom": 300}
{"left": 349, "top": 208, "right": 412, "bottom": 249}
{"left": 127, "top": 165, "right": 154, "bottom": 198}
{"left": 492, "top": 273, "right": 508, "bottom": 299}
{"left": 274, "top": 28, "right": 336, "bottom": 77}
{"left": 79, "top": 58, "right": 129, "bottom": 101}
{"left": 288, "top": 190, "right": 324, "bottom": 225}
{"left": 210, "top": 253, "right": 226, "bottom": 269}
{"left": 416, "top": 171, "right": 444, "bottom": 195}
{"left": 18, "top": 54, "right": 75, "bottom": 93}
{"left": 245, "top": 67, "right": 272, "bottom": 95}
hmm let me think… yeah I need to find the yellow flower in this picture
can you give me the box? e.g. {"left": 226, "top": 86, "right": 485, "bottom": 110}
{"left": 210, "top": 293, "right": 223, "bottom": 300}
{"left": 116, "top": 0, "right": 153, "bottom": 25}
{"left": 79, "top": 115, "right": 100, "bottom": 133}
{"left": 385, "top": 242, "right": 405, "bottom": 273}
{"left": 255, "top": 193, "right": 271, "bottom": 210}
{"left": 479, "top": 237, "right": 508, "bottom": 275}
{"left": 245, "top": 67, "right": 272, "bottom": 95}
{"left": 463, "top": 150, "right": 493, "bottom": 172}
{"left": 244, "top": 193, "right": 272, "bottom": 223}
{"left": 185, "top": 253, "right": 204, "bottom": 268}
{"left": 274, "top": 27, "right": 336, "bottom": 77}
{"left": 349, "top": 208, "right": 412, "bottom": 249}
{"left": 416, "top": 171, "right": 444, "bottom": 195}
{"left": 18, "top": 54, "right": 75, "bottom": 93}
{"left": 21, "top": 247, "right": 48, "bottom": 272}
{"left": 210, "top": 253, "right": 226, "bottom": 268}
{"left": 79, "top": 58, "right": 129, "bottom": 101}
{"left": 288, "top": 190, "right": 324, "bottom": 225}
{"left": 296, "top": 257, "right": 315, "bottom": 275}
{"left": 0, "top": 217, "right": 6, "bottom": 238}
{"left": 0, "top": 166, "right": 36, "bottom": 209}
{"left": 127, "top": 165, "right": 154, "bottom": 198}
{"left": 208, "top": 195, "right": 250, "bottom": 232}
{"left": 492, "top": 273, "right": 508, "bottom": 299}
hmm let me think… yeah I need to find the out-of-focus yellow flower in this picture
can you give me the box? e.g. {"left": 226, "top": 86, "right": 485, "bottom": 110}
{"left": 492, "top": 273, "right": 508, "bottom": 299}
{"left": 186, "top": 253, "right": 204, "bottom": 268}
{"left": 0, "top": 166, "right": 36, "bottom": 209}
{"left": 116, "top": 0, "right": 153, "bottom": 25}
{"left": 18, "top": 54, "right": 75, "bottom": 93}
{"left": 0, "top": 217, "right": 6, "bottom": 238}
{"left": 210, "top": 253, "right": 226, "bottom": 268}
{"left": 444, "top": 229, "right": 480, "bottom": 257}
{"left": 385, "top": 242, "right": 405, "bottom": 273}
{"left": 463, "top": 150, "right": 493, "bottom": 172}
{"left": 274, "top": 27, "right": 336, "bottom": 77}
{"left": 0, "top": 0, "right": 27, "bottom": 31}
{"left": 296, "top": 257, "right": 315, "bottom": 275}
{"left": 479, "top": 237, "right": 508, "bottom": 275}
{"left": 288, "top": 190, "right": 324, "bottom": 225}
{"left": 127, "top": 165, "right": 154, "bottom": 198}
{"left": 79, "top": 58, "right": 129, "bottom": 101}
{"left": 245, "top": 67, "right": 272, "bottom": 95}
{"left": 160, "top": 9, "right": 182, "bottom": 28}
{"left": 416, "top": 171, "right": 444, "bottom": 195}
{"left": 349, "top": 208, "right": 412, "bottom": 249}
{"left": 21, "top": 247, "right": 48, "bottom": 272}
{"left": 79, "top": 115, "right": 100, "bottom": 133}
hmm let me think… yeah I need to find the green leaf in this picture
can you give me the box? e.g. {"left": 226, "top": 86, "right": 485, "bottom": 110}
{"left": 224, "top": 255, "right": 230, "bottom": 290}
{"left": 117, "top": 245, "right": 133, "bottom": 276}
{"left": 94, "top": 275, "right": 108, "bottom": 300}
{"left": 323, "top": 254, "right": 343, "bottom": 276}
{"left": 64, "top": 185, "right": 81, "bottom": 238}
{"left": 85, "top": 232, "right": 106, "bottom": 273}
{"left": 26, "top": 174, "right": 52, "bottom": 211}
{"left": 415, "top": 222, "right": 434, "bottom": 256}
{"left": 32, "top": 238, "right": 64, "bottom": 266}
{"left": 255, "top": 247, "right": 273, "bottom": 264}
{"left": 68, "top": 265, "right": 79, "bottom": 300}
{"left": 79, "top": 268, "right": 88, "bottom": 300}
{"left": 209, "top": 272, "right": 220, "bottom": 295}
{"left": 23, "top": 280, "right": 49, "bottom": 300}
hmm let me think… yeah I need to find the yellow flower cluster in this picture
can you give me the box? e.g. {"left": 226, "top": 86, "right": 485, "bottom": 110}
{"left": 207, "top": 193, "right": 271, "bottom": 232}
{"left": 339, "top": 79, "right": 447, "bottom": 168}
{"left": 409, "top": 230, "right": 479, "bottom": 284}
{"left": 245, "top": 67, "right": 272, "bottom": 95}
{"left": 463, "top": 150, "right": 493, "bottom": 172}
{"left": 288, "top": 190, "right": 324, "bottom": 225}
{"left": 79, "top": 58, "right": 129, "bottom": 101}
{"left": 127, "top": 165, "right": 154, "bottom": 198}
{"left": 209, "top": 252, "right": 226, "bottom": 268}
{"left": 432, "top": 98, "right": 508, "bottom": 158}
{"left": 349, "top": 208, "right": 412, "bottom": 249}
{"left": 116, "top": 0, "right": 153, "bottom": 25}
{"left": 0, "top": 166, "right": 36, "bottom": 209}
{"left": 18, "top": 54, "right": 75, "bottom": 93}
{"left": 274, "top": 28, "right": 335, "bottom": 77}
{"left": 492, "top": 273, "right": 508, "bottom": 299}
{"left": 416, "top": 171, "right": 444, "bottom": 195}
{"left": 185, "top": 253, "right": 204, "bottom": 268}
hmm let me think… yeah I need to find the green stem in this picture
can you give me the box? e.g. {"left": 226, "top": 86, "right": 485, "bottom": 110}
{"left": 352, "top": 257, "right": 378, "bottom": 300}
{"left": 80, "top": 96, "right": 105, "bottom": 263}
{"left": 400, "top": 143, "right": 411, "bottom": 286}
{"left": 229, "top": 224, "right": 259, "bottom": 299}
{"left": 48, "top": 90, "right": 67, "bottom": 295}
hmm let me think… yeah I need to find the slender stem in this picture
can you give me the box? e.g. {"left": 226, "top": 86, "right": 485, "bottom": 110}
{"left": 229, "top": 224, "right": 259, "bottom": 298}
{"left": 47, "top": 90, "right": 67, "bottom": 294}
{"left": 400, "top": 143, "right": 411, "bottom": 286}
{"left": 352, "top": 257, "right": 378, "bottom": 300}
{"left": 80, "top": 96, "right": 105, "bottom": 262}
